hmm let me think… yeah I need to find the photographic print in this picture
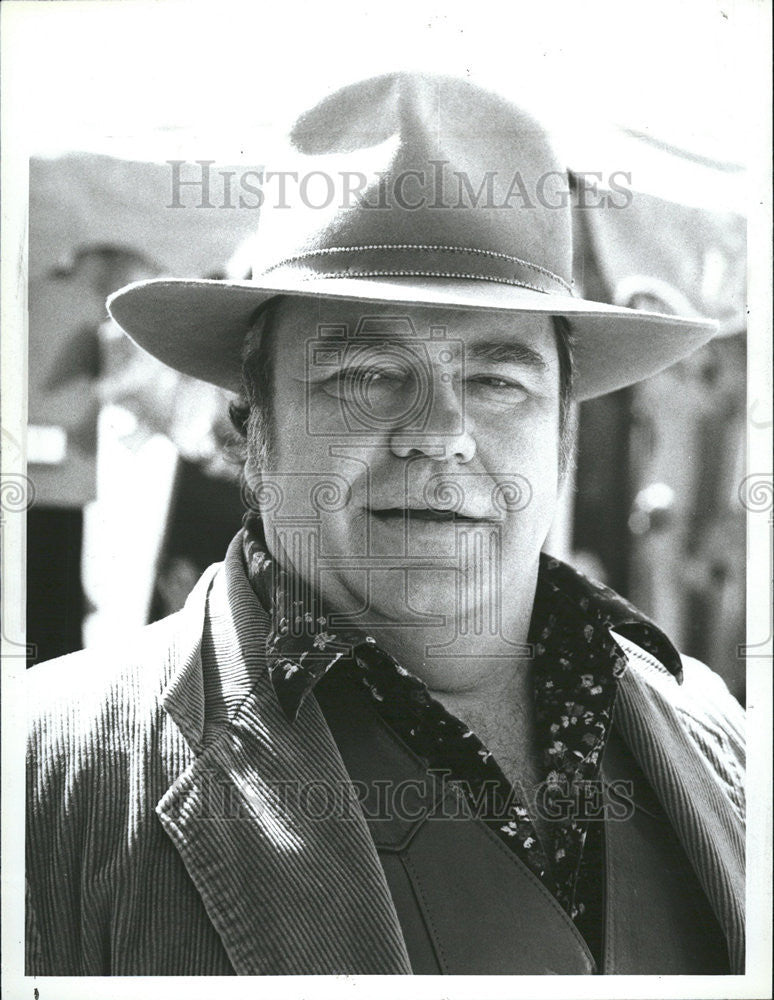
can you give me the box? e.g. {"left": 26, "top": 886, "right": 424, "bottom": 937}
{"left": 1, "top": 2, "right": 770, "bottom": 997}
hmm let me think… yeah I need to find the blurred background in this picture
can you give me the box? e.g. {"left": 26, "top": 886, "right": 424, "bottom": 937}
{"left": 15, "top": 0, "right": 758, "bottom": 700}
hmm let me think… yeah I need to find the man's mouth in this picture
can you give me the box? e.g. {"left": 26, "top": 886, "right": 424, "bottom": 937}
{"left": 370, "top": 507, "right": 490, "bottom": 523}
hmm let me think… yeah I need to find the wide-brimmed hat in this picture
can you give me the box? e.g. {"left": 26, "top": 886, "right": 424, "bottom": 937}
{"left": 108, "top": 73, "right": 716, "bottom": 401}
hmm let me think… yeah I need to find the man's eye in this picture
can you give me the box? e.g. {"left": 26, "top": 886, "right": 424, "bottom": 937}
{"left": 469, "top": 375, "right": 527, "bottom": 394}
{"left": 321, "top": 367, "right": 406, "bottom": 399}
{"left": 343, "top": 367, "right": 406, "bottom": 387}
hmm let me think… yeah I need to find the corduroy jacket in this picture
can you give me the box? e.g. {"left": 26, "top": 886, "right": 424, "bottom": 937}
{"left": 26, "top": 535, "right": 746, "bottom": 975}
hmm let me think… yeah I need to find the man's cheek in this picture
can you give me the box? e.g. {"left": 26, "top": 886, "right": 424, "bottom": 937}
{"left": 481, "top": 428, "right": 558, "bottom": 490}
{"left": 283, "top": 419, "right": 319, "bottom": 456}
{"left": 319, "top": 510, "right": 367, "bottom": 560}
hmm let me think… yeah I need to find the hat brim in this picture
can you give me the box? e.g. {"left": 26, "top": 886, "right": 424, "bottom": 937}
{"left": 107, "top": 275, "right": 716, "bottom": 402}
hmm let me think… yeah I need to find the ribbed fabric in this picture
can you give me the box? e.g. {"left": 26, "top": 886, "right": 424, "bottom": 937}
{"left": 27, "top": 539, "right": 411, "bottom": 975}
{"left": 26, "top": 539, "right": 744, "bottom": 975}
{"left": 613, "top": 634, "right": 745, "bottom": 973}
{"left": 26, "top": 569, "right": 235, "bottom": 974}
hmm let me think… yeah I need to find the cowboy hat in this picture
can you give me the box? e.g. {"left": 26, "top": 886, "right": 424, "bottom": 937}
{"left": 107, "top": 73, "right": 716, "bottom": 401}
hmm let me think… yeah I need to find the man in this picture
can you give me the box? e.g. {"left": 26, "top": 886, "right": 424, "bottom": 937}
{"left": 26, "top": 73, "right": 744, "bottom": 976}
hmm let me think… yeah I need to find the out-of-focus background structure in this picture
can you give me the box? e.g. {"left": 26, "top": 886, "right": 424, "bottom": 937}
{"left": 15, "top": 1, "right": 759, "bottom": 702}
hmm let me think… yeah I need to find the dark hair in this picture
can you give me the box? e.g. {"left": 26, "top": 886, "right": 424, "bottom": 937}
{"left": 553, "top": 314, "right": 576, "bottom": 473}
{"left": 228, "top": 297, "right": 281, "bottom": 471}
{"left": 230, "top": 301, "right": 576, "bottom": 473}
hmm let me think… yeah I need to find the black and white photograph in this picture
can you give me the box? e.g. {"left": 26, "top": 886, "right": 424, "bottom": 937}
{"left": 1, "top": 1, "right": 771, "bottom": 996}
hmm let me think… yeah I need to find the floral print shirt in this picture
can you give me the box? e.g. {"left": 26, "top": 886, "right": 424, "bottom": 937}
{"left": 241, "top": 512, "right": 682, "bottom": 962}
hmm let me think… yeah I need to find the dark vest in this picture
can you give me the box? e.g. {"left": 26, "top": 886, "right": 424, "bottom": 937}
{"left": 315, "top": 674, "right": 730, "bottom": 975}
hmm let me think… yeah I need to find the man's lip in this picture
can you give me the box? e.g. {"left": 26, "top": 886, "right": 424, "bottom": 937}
{"left": 370, "top": 507, "right": 495, "bottom": 523}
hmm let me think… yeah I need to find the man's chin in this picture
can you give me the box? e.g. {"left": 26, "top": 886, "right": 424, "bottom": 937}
{"left": 366, "top": 573, "right": 496, "bottom": 630}
{"left": 367, "top": 512, "right": 510, "bottom": 561}
{"left": 321, "top": 570, "right": 455, "bottom": 633}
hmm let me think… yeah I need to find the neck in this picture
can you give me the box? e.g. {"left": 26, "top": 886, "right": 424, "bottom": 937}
{"left": 361, "top": 562, "right": 539, "bottom": 695}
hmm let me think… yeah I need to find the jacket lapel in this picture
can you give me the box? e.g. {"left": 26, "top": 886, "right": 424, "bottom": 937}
{"left": 612, "top": 632, "right": 745, "bottom": 973}
{"left": 155, "top": 537, "right": 411, "bottom": 975}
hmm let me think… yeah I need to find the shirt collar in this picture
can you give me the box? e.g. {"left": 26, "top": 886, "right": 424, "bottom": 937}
{"left": 241, "top": 512, "right": 682, "bottom": 724}
{"left": 531, "top": 554, "right": 683, "bottom": 683}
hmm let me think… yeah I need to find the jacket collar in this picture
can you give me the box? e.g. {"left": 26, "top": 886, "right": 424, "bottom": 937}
{"left": 157, "top": 559, "right": 218, "bottom": 752}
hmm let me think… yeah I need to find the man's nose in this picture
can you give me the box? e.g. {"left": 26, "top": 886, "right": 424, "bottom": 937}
{"left": 389, "top": 375, "right": 476, "bottom": 463}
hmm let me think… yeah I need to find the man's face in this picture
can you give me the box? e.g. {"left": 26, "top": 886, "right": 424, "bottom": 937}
{"left": 250, "top": 296, "right": 561, "bottom": 635}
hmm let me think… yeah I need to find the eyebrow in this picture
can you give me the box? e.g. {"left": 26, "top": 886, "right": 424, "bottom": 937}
{"left": 466, "top": 340, "right": 550, "bottom": 371}
{"left": 309, "top": 336, "right": 551, "bottom": 376}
